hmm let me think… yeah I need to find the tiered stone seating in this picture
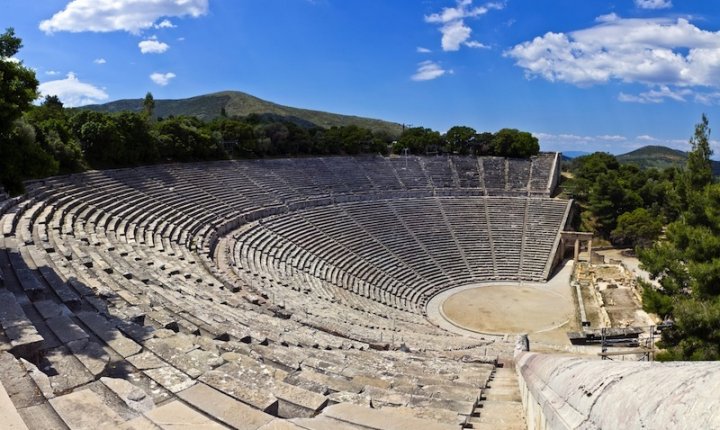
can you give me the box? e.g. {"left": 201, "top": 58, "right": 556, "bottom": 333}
{"left": 234, "top": 196, "right": 569, "bottom": 314}
{"left": 421, "top": 157, "right": 457, "bottom": 188}
{"left": 0, "top": 154, "right": 567, "bottom": 429}
{"left": 451, "top": 156, "right": 481, "bottom": 188}
{"left": 528, "top": 153, "right": 557, "bottom": 193}
{"left": 481, "top": 157, "right": 506, "bottom": 191}
{"left": 507, "top": 159, "right": 531, "bottom": 191}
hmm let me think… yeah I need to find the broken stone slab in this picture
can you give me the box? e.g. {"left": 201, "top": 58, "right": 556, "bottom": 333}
{"left": 41, "top": 346, "right": 95, "bottom": 394}
{"left": 114, "top": 366, "right": 173, "bottom": 406}
{"left": 20, "top": 358, "right": 54, "bottom": 400}
{"left": 101, "top": 377, "right": 154, "bottom": 414}
{"left": 49, "top": 389, "right": 125, "bottom": 430}
{"left": 177, "top": 382, "right": 275, "bottom": 430}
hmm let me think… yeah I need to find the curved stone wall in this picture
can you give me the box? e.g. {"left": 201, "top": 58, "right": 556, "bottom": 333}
{"left": 515, "top": 351, "right": 720, "bottom": 429}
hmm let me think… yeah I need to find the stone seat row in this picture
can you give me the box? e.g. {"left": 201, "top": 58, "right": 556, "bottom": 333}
{"left": 230, "top": 196, "right": 570, "bottom": 316}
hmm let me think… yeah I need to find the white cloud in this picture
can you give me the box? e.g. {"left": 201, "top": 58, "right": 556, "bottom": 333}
{"left": 39, "top": 0, "right": 208, "bottom": 34}
{"left": 139, "top": 38, "right": 169, "bottom": 54}
{"left": 45, "top": 70, "right": 61, "bottom": 76}
{"left": 425, "top": 0, "right": 502, "bottom": 52}
{"left": 618, "top": 86, "right": 692, "bottom": 103}
{"left": 464, "top": 40, "right": 489, "bottom": 49}
{"left": 693, "top": 91, "right": 720, "bottom": 105}
{"left": 439, "top": 20, "right": 472, "bottom": 51}
{"left": 506, "top": 16, "right": 720, "bottom": 103}
{"left": 635, "top": 0, "right": 672, "bottom": 10}
{"left": 595, "top": 13, "right": 620, "bottom": 23}
{"left": 417, "top": 46, "right": 432, "bottom": 53}
{"left": 150, "top": 71, "right": 176, "bottom": 86}
{"left": 411, "top": 60, "right": 449, "bottom": 81}
{"left": 38, "top": 72, "right": 109, "bottom": 107}
{"left": 154, "top": 19, "right": 176, "bottom": 28}
{"left": 93, "top": 58, "right": 106, "bottom": 64}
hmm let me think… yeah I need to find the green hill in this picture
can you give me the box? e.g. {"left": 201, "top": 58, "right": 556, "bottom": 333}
{"left": 617, "top": 145, "right": 720, "bottom": 175}
{"left": 81, "top": 91, "right": 403, "bottom": 136}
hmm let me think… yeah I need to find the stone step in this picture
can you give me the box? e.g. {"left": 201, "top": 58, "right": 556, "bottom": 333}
{"left": 320, "top": 402, "right": 458, "bottom": 430}
{"left": 0, "top": 379, "right": 28, "bottom": 430}
{"left": 142, "top": 400, "right": 229, "bottom": 429}
{"left": 49, "top": 389, "right": 126, "bottom": 430}
{"left": 177, "top": 382, "right": 275, "bottom": 429}
{"left": 483, "top": 390, "right": 521, "bottom": 402}
{"left": 469, "top": 421, "right": 526, "bottom": 430}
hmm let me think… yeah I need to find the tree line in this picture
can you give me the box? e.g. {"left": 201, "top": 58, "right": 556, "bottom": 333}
{"left": 565, "top": 115, "right": 720, "bottom": 361}
{"left": 0, "top": 28, "right": 539, "bottom": 195}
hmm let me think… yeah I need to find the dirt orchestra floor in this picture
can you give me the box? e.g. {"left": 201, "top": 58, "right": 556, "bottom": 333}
{"left": 442, "top": 284, "right": 574, "bottom": 337}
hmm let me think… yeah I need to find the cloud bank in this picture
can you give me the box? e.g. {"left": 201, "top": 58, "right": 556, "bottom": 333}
{"left": 40, "top": 0, "right": 208, "bottom": 34}
{"left": 38, "top": 72, "right": 109, "bottom": 107}
{"left": 506, "top": 16, "right": 720, "bottom": 103}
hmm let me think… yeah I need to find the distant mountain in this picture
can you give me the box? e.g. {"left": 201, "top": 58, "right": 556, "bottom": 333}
{"left": 617, "top": 145, "right": 720, "bottom": 175}
{"left": 561, "top": 151, "right": 590, "bottom": 160}
{"left": 81, "top": 90, "right": 404, "bottom": 136}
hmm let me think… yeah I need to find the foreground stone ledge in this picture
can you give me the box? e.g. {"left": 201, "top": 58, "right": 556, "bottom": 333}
{"left": 515, "top": 351, "right": 720, "bottom": 429}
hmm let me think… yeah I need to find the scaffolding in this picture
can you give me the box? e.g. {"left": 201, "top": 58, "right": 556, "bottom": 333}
{"left": 599, "top": 325, "right": 656, "bottom": 361}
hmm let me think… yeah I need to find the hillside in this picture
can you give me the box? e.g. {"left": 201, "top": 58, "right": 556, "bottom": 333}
{"left": 81, "top": 91, "right": 404, "bottom": 136}
{"left": 617, "top": 145, "right": 720, "bottom": 175}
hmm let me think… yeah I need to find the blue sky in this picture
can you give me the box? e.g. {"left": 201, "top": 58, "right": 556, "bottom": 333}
{"left": 4, "top": 0, "right": 720, "bottom": 155}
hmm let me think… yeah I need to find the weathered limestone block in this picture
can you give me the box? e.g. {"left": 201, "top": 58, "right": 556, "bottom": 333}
{"left": 143, "top": 366, "right": 195, "bottom": 393}
{"left": 67, "top": 339, "right": 110, "bottom": 377}
{"left": 75, "top": 311, "right": 142, "bottom": 358}
{"left": 143, "top": 400, "right": 227, "bottom": 429}
{"left": 177, "top": 383, "right": 275, "bottom": 430}
{"left": 101, "top": 377, "right": 154, "bottom": 414}
{"left": 49, "top": 389, "right": 125, "bottom": 430}
{"left": 321, "top": 402, "right": 458, "bottom": 430}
